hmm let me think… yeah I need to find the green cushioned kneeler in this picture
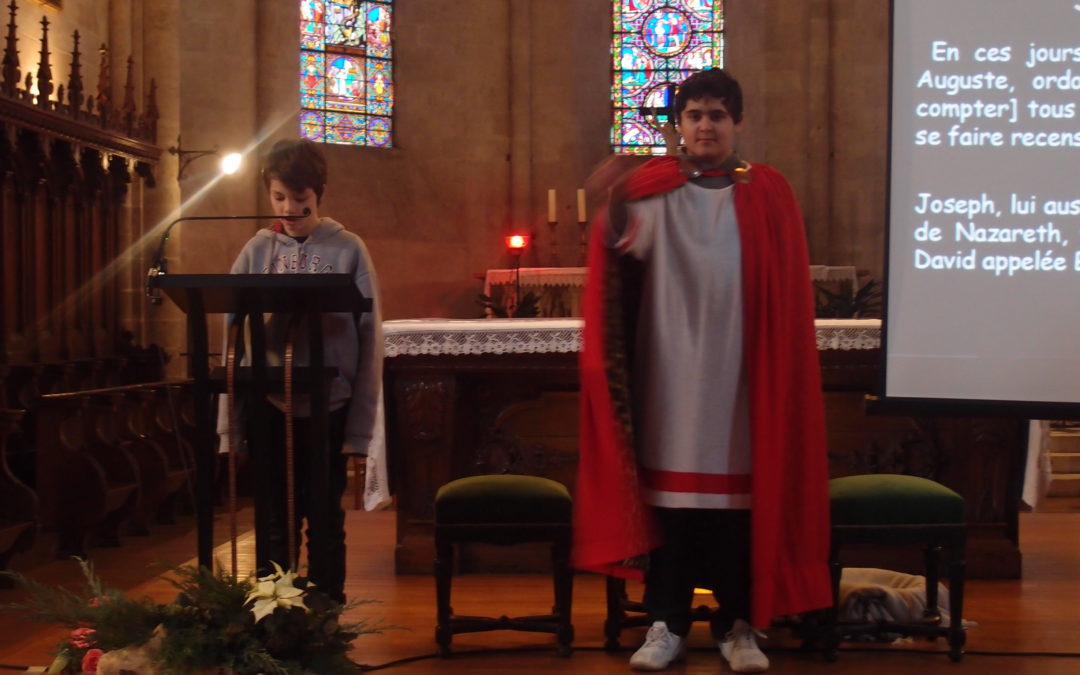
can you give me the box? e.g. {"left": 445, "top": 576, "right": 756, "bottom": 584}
{"left": 829, "top": 474, "right": 964, "bottom": 526}
{"left": 435, "top": 475, "right": 572, "bottom": 525}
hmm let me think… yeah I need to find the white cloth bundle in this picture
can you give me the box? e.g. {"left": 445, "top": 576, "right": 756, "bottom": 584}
{"left": 838, "top": 567, "right": 951, "bottom": 625}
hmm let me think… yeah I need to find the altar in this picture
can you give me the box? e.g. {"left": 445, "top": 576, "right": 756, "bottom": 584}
{"left": 480, "top": 265, "right": 860, "bottom": 318}
{"left": 382, "top": 318, "right": 1026, "bottom": 577}
{"left": 482, "top": 267, "right": 588, "bottom": 317}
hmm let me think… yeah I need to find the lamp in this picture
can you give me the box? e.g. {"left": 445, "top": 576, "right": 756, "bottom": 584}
{"left": 167, "top": 135, "right": 243, "bottom": 180}
{"left": 506, "top": 234, "right": 530, "bottom": 253}
{"left": 505, "top": 234, "right": 530, "bottom": 316}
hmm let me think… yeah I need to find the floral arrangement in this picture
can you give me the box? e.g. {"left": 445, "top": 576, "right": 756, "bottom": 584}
{"left": 1, "top": 559, "right": 380, "bottom": 674}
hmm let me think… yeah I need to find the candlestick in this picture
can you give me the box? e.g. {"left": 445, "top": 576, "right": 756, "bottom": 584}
{"left": 577, "top": 188, "right": 586, "bottom": 223}
{"left": 547, "top": 188, "right": 556, "bottom": 223}
{"left": 579, "top": 220, "right": 588, "bottom": 266}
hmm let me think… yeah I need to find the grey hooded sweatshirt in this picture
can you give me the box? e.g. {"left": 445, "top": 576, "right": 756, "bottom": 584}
{"left": 217, "top": 217, "right": 383, "bottom": 456}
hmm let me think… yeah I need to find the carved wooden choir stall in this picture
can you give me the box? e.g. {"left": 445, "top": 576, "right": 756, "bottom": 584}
{"left": 0, "top": 1, "right": 186, "bottom": 573}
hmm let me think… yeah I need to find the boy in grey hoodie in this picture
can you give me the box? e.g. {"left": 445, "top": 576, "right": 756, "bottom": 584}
{"left": 217, "top": 139, "right": 382, "bottom": 602}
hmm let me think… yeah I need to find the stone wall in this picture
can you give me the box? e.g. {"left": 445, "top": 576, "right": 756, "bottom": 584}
{"left": 35, "top": 0, "right": 895, "bottom": 350}
{"left": 728, "top": 0, "right": 890, "bottom": 283}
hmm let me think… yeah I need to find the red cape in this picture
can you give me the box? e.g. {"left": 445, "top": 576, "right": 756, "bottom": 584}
{"left": 573, "top": 156, "right": 833, "bottom": 627}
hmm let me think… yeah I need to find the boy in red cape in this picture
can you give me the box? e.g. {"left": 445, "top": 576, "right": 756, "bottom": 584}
{"left": 574, "top": 69, "right": 831, "bottom": 672}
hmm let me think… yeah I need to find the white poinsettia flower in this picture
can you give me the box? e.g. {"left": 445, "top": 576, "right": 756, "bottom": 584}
{"left": 245, "top": 561, "right": 310, "bottom": 623}
{"left": 257, "top": 560, "right": 292, "bottom": 583}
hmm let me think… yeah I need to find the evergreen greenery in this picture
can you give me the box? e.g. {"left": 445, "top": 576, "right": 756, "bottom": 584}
{"left": 478, "top": 290, "right": 540, "bottom": 318}
{"left": 1, "top": 559, "right": 381, "bottom": 674}
{"left": 814, "top": 278, "right": 883, "bottom": 319}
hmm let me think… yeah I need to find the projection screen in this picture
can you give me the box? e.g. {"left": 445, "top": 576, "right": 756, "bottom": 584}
{"left": 885, "top": 0, "right": 1080, "bottom": 414}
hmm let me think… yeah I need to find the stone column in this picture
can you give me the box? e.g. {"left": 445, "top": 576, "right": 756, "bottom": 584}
{"left": 140, "top": 0, "right": 183, "bottom": 361}
{"left": 508, "top": 0, "right": 533, "bottom": 264}
{"left": 176, "top": 0, "right": 259, "bottom": 359}
{"left": 255, "top": 0, "right": 299, "bottom": 149}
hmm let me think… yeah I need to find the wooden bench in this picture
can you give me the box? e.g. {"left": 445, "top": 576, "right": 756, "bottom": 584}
{"left": 148, "top": 383, "right": 196, "bottom": 522}
{"left": 0, "top": 408, "right": 36, "bottom": 587}
{"left": 35, "top": 393, "right": 139, "bottom": 556}
{"left": 34, "top": 381, "right": 196, "bottom": 554}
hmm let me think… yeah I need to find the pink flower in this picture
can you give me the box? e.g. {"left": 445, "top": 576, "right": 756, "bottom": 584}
{"left": 70, "top": 627, "right": 96, "bottom": 649}
{"left": 81, "top": 648, "right": 104, "bottom": 674}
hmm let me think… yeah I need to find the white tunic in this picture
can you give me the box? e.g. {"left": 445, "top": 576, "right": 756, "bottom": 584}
{"left": 617, "top": 181, "right": 751, "bottom": 509}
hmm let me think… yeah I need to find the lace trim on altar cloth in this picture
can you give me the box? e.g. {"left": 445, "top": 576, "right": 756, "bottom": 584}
{"left": 484, "top": 265, "right": 857, "bottom": 287}
{"left": 484, "top": 267, "right": 588, "bottom": 289}
{"left": 384, "top": 318, "right": 583, "bottom": 357}
{"left": 384, "top": 318, "right": 881, "bottom": 357}
{"left": 814, "top": 319, "right": 882, "bottom": 351}
{"left": 809, "top": 265, "right": 858, "bottom": 282}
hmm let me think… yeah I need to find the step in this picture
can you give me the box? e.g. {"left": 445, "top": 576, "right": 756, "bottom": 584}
{"left": 1048, "top": 431, "right": 1080, "bottom": 453}
{"left": 1050, "top": 452, "right": 1080, "bottom": 473}
{"left": 1047, "top": 474, "right": 1080, "bottom": 498}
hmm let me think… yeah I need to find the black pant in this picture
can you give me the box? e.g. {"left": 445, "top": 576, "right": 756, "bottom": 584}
{"left": 643, "top": 508, "right": 751, "bottom": 639}
{"left": 249, "top": 405, "right": 349, "bottom": 603}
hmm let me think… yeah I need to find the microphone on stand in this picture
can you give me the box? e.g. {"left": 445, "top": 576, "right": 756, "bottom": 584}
{"left": 146, "top": 207, "right": 312, "bottom": 304}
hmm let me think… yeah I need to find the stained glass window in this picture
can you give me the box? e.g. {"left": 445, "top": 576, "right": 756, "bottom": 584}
{"left": 299, "top": 1, "right": 394, "bottom": 147}
{"left": 612, "top": 0, "right": 724, "bottom": 155}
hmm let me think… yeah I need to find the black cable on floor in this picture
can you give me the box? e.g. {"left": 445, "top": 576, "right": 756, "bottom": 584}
{"left": 6, "top": 643, "right": 1080, "bottom": 673}
{"left": 356, "top": 645, "right": 570, "bottom": 671}
{"left": 353, "top": 643, "right": 1080, "bottom": 671}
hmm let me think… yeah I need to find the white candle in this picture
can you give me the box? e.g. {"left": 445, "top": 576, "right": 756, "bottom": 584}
{"left": 577, "top": 188, "right": 586, "bottom": 223}
{"left": 547, "top": 189, "right": 557, "bottom": 223}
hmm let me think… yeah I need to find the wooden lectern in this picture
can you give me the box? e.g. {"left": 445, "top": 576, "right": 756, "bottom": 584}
{"left": 152, "top": 273, "right": 372, "bottom": 569}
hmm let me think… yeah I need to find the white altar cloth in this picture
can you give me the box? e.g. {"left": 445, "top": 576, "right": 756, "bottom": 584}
{"left": 383, "top": 317, "right": 880, "bottom": 357}
{"left": 384, "top": 318, "right": 583, "bottom": 357}
{"left": 484, "top": 267, "right": 589, "bottom": 290}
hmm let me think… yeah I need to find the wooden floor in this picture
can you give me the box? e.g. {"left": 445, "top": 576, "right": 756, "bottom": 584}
{"left": 2, "top": 505, "right": 1080, "bottom": 674}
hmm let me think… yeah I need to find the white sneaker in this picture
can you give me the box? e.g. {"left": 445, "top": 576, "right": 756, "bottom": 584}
{"left": 719, "top": 619, "right": 769, "bottom": 673}
{"left": 629, "top": 621, "right": 687, "bottom": 671}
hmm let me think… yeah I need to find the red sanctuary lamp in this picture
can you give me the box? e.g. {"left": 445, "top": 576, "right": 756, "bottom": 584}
{"left": 505, "top": 234, "right": 530, "bottom": 253}
{"left": 505, "top": 234, "right": 530, "bottom": 316}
